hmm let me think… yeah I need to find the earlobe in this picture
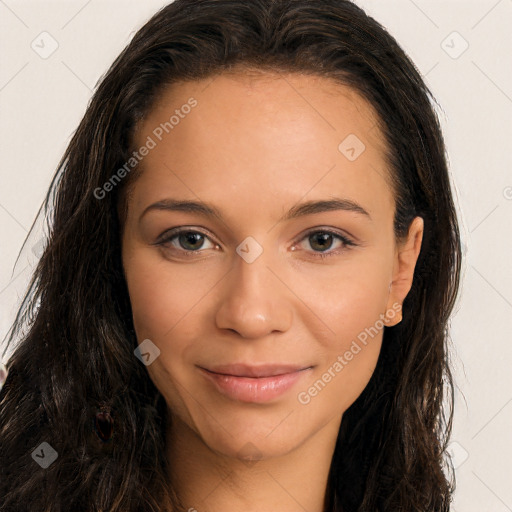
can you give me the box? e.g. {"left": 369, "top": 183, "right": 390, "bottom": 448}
{"left": 384, "top": 216, "right": 424, "bottom": 326}
{"left": 383, "top": 303, "right": 403, "bottom": 326}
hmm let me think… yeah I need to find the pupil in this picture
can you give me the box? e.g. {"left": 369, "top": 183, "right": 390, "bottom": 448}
{"left": 180, "top": 232, "right": 203, "bottom": 250}
{"left": 311, "top": 232, "right": 332, "bottom": 251}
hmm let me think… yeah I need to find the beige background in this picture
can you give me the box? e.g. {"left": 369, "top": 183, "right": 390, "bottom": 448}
{"left": 1, "top": 1, "right": 511, "bottom": 510}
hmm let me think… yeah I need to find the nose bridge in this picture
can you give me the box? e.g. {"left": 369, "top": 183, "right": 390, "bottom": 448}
{"left": 215, "top": 237, "right": 291, "bottom": 338}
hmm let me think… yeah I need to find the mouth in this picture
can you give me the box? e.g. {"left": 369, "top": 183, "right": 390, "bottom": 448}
{"left": 197, "top": 364, "right": 314, "bottom": 403}
{"left": 199, "top": 363, "right": 313, "bottom": 378}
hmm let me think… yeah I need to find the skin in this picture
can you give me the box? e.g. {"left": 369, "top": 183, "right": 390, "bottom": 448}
{"left": 121, "top": 71, "right": 423, "bottom": 512}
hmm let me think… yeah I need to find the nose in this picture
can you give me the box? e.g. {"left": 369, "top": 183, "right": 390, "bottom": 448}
{"left": 214, "top": 247, "right": 293, "bottom": 339}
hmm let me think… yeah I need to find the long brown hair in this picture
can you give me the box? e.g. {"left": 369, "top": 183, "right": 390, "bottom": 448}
{"left": 0, "top": 1, "right": 461, "bottom": 510}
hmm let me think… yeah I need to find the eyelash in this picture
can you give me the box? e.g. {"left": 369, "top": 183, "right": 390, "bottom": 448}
{"left": 156, "top": 227, "right": 357, "bottom": 260}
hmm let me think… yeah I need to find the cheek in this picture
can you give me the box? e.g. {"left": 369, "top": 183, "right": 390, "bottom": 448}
{"left": 292, "top": 250, "right": 393, "bottom": 346}
{"left": 291, "top": 253, "right": 392, "bottom": 411}
{"left": 123, "top": 251, "right": 218, "bottom": 407}
{"left": 123, "top": 253, "right": 210, "bottom": 424}
{"left": 295, "top": 292, "right": 387, "bottom": 418}
{"left": 123, "top": 251, "right": 215, "bottom": 343}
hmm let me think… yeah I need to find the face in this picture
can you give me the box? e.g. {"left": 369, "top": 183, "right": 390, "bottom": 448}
{"left": 121, "top": 71, "right": 423, "bottom": 461}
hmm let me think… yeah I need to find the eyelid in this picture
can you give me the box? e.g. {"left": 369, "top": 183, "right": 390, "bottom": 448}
{"left": 293, "top": 226, "right": 356, "bottom": 246}
{"left": 155, "top": 226, "right": 216, "bottom": 244}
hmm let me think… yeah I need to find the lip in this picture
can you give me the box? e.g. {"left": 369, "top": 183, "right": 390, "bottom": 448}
{"left": 198, "top": 364, "right": 313, "bottom": 403}
{"left": 203, "top": 363, "right": 311, "bottom": 378}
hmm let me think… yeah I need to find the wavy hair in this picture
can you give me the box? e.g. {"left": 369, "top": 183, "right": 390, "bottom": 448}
{"left": 0, "top": 1, "right": 461, "bottom": 510}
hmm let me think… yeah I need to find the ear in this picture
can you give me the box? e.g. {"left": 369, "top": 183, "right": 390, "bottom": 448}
{"left": 384, "top": 216, "right": 424, "bottom": 326}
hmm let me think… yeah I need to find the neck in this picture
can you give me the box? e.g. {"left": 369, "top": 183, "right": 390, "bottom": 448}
{"left": 165, "top": 412, "right": 342, "bottom": 512}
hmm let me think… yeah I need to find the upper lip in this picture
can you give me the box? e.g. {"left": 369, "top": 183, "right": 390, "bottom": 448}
{"left": 199, "top": 363, "right": 313, "bottom": 378}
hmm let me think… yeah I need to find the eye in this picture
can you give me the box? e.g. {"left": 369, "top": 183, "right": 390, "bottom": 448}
{"left": 156, "top": 228, "right": 218, "bottom": 257}
{"left": 293, "top": 228, "right": 357, "bottom": 259}
{"left": 155, "top": 226, "right": 357, "bottom": 260}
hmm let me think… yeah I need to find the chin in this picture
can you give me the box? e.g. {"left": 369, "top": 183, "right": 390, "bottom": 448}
{"left": 203, "top": 425, "right": 304, "bottom": 463}
{"left": 181, "top": 401, "right": 308, "bottom": 458}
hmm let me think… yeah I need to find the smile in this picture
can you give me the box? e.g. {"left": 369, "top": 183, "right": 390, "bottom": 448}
{"left": 198, "top": 366, "right": 313, "bottom": 403}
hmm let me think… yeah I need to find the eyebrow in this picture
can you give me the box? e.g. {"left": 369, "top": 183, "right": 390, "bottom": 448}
{"left": 140, "top": 197, "right": 371, "bottom": 223}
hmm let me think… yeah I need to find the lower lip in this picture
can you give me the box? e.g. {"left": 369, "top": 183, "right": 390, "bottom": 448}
{"left": 198, "top": 367, "right": 312, "bottom": 403}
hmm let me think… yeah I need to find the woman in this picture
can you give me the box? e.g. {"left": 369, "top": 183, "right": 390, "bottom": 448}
{"left": 0, "top": 0, "right": 461, "bottom": 511}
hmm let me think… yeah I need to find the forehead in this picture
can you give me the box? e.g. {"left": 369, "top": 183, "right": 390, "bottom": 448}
{"left": 145, "top": 70, "right": 383, "bottom": 144}
{"left": 128, "top": 71, "right": 394, "bottom": 225}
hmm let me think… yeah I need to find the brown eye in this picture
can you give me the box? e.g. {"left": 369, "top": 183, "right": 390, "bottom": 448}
{"left": 308, "top": 232, "right": 336, "bottom": 252}
{"left": 176, "top": 231, "right": 206, "bottom": 251}
{"left": 294, "top": 228, "right": 356, "bottom": 259}
{"left": 157, "top": 228, "right": 217, "bottom": 255}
